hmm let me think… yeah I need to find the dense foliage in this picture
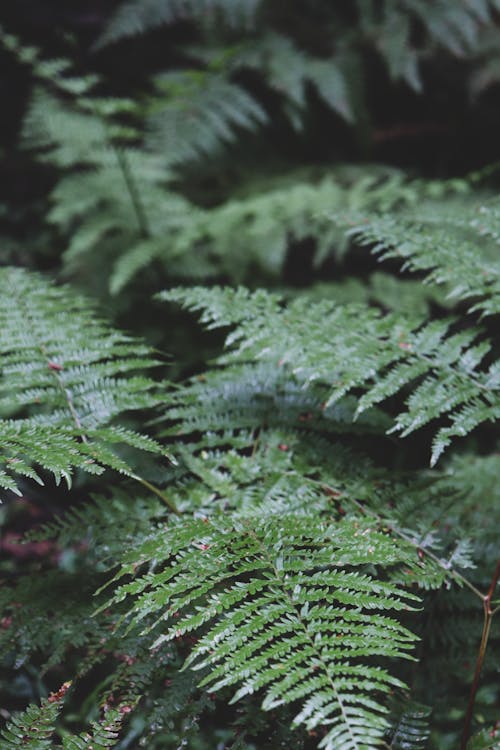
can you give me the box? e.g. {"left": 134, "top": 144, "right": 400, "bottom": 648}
{"left": 0, "top": 2, "right": 499, "bottom": 749}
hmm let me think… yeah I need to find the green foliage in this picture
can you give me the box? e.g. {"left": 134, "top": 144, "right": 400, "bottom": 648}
{"left": 98, "top": 0, "right": 500, "bottom": 112}
{"left": 0, "top": 267, "right": 161, "bottom": 493}
{"left": 385, "top": 697, "right": 431, "bottom": 749}
{"left": 147, "top": 70, "right": 268, "bottom": 165}
{"left": 467, "top": 728, "right": 500, "bottom": 749}
{"left": 108, "top": 514, "right": 424, "bottom": 749}
{"left": 2, "top": 4, "right": 500, "bottom": 750}
{"left": 338, "top": 194, "right": 500, "bottom": 317}
{"left": 20, "top": 82, "right": 423, "bottom": 293}
{"left": 0, "top": 693, "right": 62, "bottom": 748}
{"left": 96, "top": 0, "right": 261, "bottom": 46}
{"left": 0, "top": 687, "right": 126, "bottom": 749}
{"left": 162, "top": 284, "right": 500, "bottom": 465}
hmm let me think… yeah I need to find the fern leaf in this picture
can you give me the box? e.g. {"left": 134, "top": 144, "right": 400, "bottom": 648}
{"left": 147, "top": 71, "right": 267, "bottom": 165}
{"left": 109, "top": 514, "right": 422, "bottom": 749}
{"left": 0, "top": 267, "right": 161, "bottom": 492}
{"left": 0, "top": 683, "right": 70, "bottom": 748}
{"left": 162, "top": 286, "right": 500, "bottom": 463}
{"left": 385, "top": 696, "right": 431, "bottom": 748}
{"left": 338, "top": 198, "right": 500, "bottom": 317}
{"left": 467, "top": 728, "right": 500, "bottom": 749}
{"left": 62, "top": 708, "right": 125, "bottom": 749}
{"left": 97, "top": 0, "right": 261, "bottom": 46}
{"left": 239, "top": 33, "right": 353, "bottom": 125}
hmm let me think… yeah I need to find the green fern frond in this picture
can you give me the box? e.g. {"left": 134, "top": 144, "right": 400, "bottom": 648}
{"left": 147, "top": 71, "right": 267, "bottom": 165}
{"left": 0, "top": 684, "right": 69, "bottom": 748}
{"left": 0, "top": 692, "right": 125, "bottom": 750}
{"left": 0, "top": 267, "right": 161, "bottom": 492}
{"left": 61, "top": 708, "right": 125, "bottom": 749}
{"left": 22, "top": 89, "right": 106, "bottom": 167}
{"left": 97, "top": 0, "right": 261, "bottom": 46}
{"left": 111, "top": 168, "right": 417, "bottom": 291}
{"left": 385, "top": 696, "right": 431, "bottom": 749}
{"left": 360, "top": 0, "right": 500, "bottom": 91}
{"left": 400, "top": 0, "right": 495, "bottom": 55}
{"left": 162, "top": 361, "right": 390, "bottom": 442}
{"left": 338, "top": 196, "right": 500, "bottom": 317}
{"left": 162, "top": 286, "right": 500, "bottom": 463}
{"left": 238, "top": 32, "right": 353, "bottom": 125}
{"left": 109, "top": 514, "right": 423, "bottom": 749}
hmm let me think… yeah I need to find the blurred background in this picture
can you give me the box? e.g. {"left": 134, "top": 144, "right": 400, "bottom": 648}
{"left": 1, "top": 2, "right": 500, "bottom": 748}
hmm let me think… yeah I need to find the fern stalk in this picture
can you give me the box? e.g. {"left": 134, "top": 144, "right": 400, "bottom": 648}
{"left": 114, "top": 147, "right": 151, "bottom": 239}
{"left": 460, "top": 558, "right": 500, "bottom": 750}
{"left": 130, "top": 472, "right": 181, "bottom": 514}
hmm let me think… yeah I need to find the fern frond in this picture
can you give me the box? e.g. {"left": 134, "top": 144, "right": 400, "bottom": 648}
{"left": 0, "top": 683, "right": 69, "bottom": 748}
{"left": 111, "top": 168, "right": 417, "bottom": 291}
{"left": 62, "top": 708, "right": 125, "bottom": 749}
{"left": 238, "top": 32, "right": 353, "bottom": 125}
{"left": 385, "top": 696, "right": 431, "bottom": 749}
{"left": 338, "top": 196, "right": 500, "bottom": 317}
{"left": 162, "top": 361, "right": 390, "bottom": 442}
{"left": 22, "top": 89, "right": 106, "bottom": 167}
{"left": 147, "top": 71, "right": 267, "bottom": 165}
{"left": 0, "top": 692, "right": 125, "bottom": 750}
{"left": 109, "top": 513, "right": 424, "bottom": 749}
{"left": 162, "top": 286, "right": 500, "bottom": 463}
{"left": 0, "top": 267, "right": 161, "bottom": 492}
{"left": 97, "top": 0, "right": 261, "bottom": 46}
{"left": 467, "top": 728, "right": 500, "bottom": 749}
{"left": 22, "top": 84, "right": 425, "bottom": 292}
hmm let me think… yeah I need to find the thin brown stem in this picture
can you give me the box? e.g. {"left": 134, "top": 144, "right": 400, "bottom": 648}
{"left": 460, "top": 558, "right": 500, "bottom": 750}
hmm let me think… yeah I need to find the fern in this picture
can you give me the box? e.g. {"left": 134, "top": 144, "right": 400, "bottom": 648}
{"left": 338, "top": 196, "right": 500, "bottom": 317}
{"left": 97, "top": 0, "right": 261, "bottom": 46}
{"left": 0, "top": 695, "right": 63, "bottom": 748}
{"left": 3, "top": 9, "right": 500, "bottom": 749}
{"left": 0, "top": 267, "right": 161, "bottom": 493}
{"left": 161, "top": 286, "right": 500, "bottom": 464}
{"left": 97, "top": 0, "right": 500, "bottom": 107}
{"left": 108, "top": 513, "right": 426, "bottom": 749}
{"left": 0, "top": 688, "right": 126, "bottom": 749}
{"left": 236, "top": 32, "right": 353, "bottom": 126}
{"left": 467, "top": 728, "right": 500, "bottom": 749}
{"left": 385, "top": 697, "right": 431, "bottom": 749}
{"left": 22, "top": 84, "right": 423, "bottom": 294}
{"left": 147, "top": 70, "right": 268, "bottom": 165}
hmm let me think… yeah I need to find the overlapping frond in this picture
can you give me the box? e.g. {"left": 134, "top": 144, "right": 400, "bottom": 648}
{"left": 162, "top": 286, "right": 500, "bottom": 464}
{"left": 467, "top": 728, "right": 500, "bottom": 749}
{"left": 237, "top": 32, "right": 353, "bottom": 125}
{"left": 0, "top": 267, "right": 161, "bottom": 492}
{"left": 97, "top": 168, "right": 420, "bottom": 292}
{"left": 385, "top": 697, "right": 431, "bottom": 749}
{"left": 339, "top": 196, "right": 500, "bottom": 317}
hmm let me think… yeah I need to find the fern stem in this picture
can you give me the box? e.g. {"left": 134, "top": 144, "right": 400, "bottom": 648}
{"left": 114, "top": 148, "right": 151, "bottom": 238}
{"left": 460, "top": 557, "right": 500, "bottom": 750}
{"left": 130, "top": 473, "right": 181, "bottom": 515}
{"left": 42, "top": 352, "right": 89, "bottom": 441}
